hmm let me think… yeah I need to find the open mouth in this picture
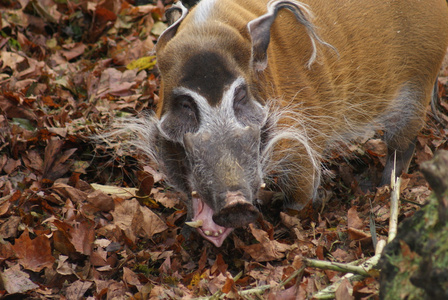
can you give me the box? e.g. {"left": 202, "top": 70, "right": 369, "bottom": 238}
{"left": 186, "top": 193, "right": 234, "bottom": 247}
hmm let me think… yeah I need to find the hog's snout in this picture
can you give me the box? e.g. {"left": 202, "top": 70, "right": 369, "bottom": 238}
{"left": 212, "top": 191, "right": 260, "bottom": 228}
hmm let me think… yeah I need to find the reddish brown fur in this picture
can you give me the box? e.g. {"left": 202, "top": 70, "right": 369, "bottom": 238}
{"left": 156, "top": 0, "right": 448, "bottom": 209}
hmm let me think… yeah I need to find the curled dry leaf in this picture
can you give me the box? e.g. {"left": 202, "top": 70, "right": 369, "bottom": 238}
{"left": 91, "top": 183, "right": 137, "bottom": 199}
{"left": 56, "top": 255, "right": 75, "bottom": 276}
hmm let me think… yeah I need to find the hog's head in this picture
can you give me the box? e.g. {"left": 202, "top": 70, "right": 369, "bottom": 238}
{"left": 154, "top": 65, "right": 268, "bottom": 246}
{"left": 151, "top": 6, "right": 274, "bottom": 246}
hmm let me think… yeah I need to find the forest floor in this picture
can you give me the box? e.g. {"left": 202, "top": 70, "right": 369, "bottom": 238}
{"left": 1, "top": 0, "right": 448, "bottom": 299}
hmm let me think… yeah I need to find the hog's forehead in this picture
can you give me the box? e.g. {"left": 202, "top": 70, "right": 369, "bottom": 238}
{"left": 179, "top": 51, "right": 237, "bottom": 107}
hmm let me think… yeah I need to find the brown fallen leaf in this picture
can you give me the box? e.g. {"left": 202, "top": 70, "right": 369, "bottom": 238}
{"left": 152, "top": 189, "right": 181, "bottom": 209}
{"left": 0, "top": 196, "right": 11, "bottom": 217}
{"left": 416, "top": 143, "right": 434, "bottom": 165}
{"left": 0, "top": 264, "right": 39, "bottom": 294}
{"left": 68, "top": 216, "right": 96, "bottom": 256}
{"left": 335, "top": 278, "right": 354, "bottom": 300}
{"left": 123, "top": 267, "right": 142, "bottom": 291}
{"left": 0, "top": 215, "right": 21, "bottom": 239}
{"left": 12, "top": 229, "right": 55, "bottom": 272}
{"left": 43, "top": 138, "right": 77, "bottom": 181}
{"left": 0, "top": 241, "right": 15, "bottom": 261}
{"left": 210, "top": 254, "right": 228, "bottom": 276}
{"left": 267, "top": 284, "right": 299, "bottom": 300}
{"left": 91, "top": 183, "right": 137, "bottom": 199}
{"left": 347, "top": 227, "right": 370, "bottom": 241}
{"left": 206, "top": 272, "right": 228, "bottom": 295}
{"left": 52, "top": 182, "right": 87, "bottom": 203}
{"left": 111, "top": 198, "right": 168, "bottom": 242}
{"left": 105, "top": 281, "right": 127, "bottom": 299}
{"left": 96, "top": 68, "right": 140, "bottom": 97}
{"left": 53, "top": 229, "right": 77, "bottom": 259}
{"left": 240, "top": 224, "right": 291, "bottom": 262}
{"left": 65, "top": 280, "right": 93, "bottom": 300}
{"left": 347, "top": 206, "right": 364, "bottom": 230}
{"left": 22, "top": 149, "right": 44, "bottom": 174}
{"left": 0, "top": 154, "right": 7, "bottom": 171}
{"left": 60, "top": 43, "right": 88, "bottom": 61}
{"left": 55, "top": 255, "right": 75, "bottom": 276}
{"left": 136, "top": 170, "right": 154, "bottom": 197}
{"left": 364, "top": 138, "right": 387, "bottom": 166}
{"left": 86, "top": 190, "right": 115, "bottom": 211}
{"left": 2, "top": 158, "right": 21, "bottom": 174}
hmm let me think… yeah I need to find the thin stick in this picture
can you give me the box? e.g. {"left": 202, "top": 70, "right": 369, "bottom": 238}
{"left": 303, "top": 258, "right": 369, "bottom": 277}
{"left": 388, "top": 152, "right": 400, "bottom": 243}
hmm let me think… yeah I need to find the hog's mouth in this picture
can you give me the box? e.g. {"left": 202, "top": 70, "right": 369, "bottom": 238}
{"left": 187, "top": 194, "right": 234, "bottom": 247}
{"left": 186, "top": 191, "right": 261, "bottom": 247}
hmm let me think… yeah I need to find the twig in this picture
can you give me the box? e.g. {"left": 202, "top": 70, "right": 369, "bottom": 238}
{"left": 192, "top": 266, "right": 306, "bottom": 299}
{"left": 312, "top": 240, "right": 386, "bottom": 299}
{"left": 31, "top": 0, "right": 58, "bottom": 23}
{"left": 278, "top": 265, "right": 305, "bottom": 288}
{"left": 313, "top": 155, "right": 400, "bottom": 299}
{"left": 313, "top": 273, "right": 366, "bottom": 299}
{"left": 388, "top": 154, "right": 400, "bottom": 243}
{"left": 303, "top": 258, "right": 369, "bottom": 277}
{"left": 192, "top": 272, "right": 242, "bottom": 300}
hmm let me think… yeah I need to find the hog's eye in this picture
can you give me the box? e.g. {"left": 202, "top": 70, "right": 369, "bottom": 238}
{"left": 234, "top": 85, "right": 247, "bottom": 104}
{"left": 175, "top": 95, "right": 197, "bottom": 114}
{"left": 179, "top": 96, "right": 194, "bottom": 110}
{"left": 161, "top": 94, "right": 200, "bottom": 142}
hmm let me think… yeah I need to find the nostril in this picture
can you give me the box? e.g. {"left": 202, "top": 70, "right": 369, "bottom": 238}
{"left": 213, "top": 202, "right": 260, "bottom": 228}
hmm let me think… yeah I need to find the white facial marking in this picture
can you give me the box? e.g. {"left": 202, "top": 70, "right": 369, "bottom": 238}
{"left": 158, "top": 77, "right": 267, "bottom": 145}
{"left": 172, "top": 77, "right": 248, "bottom": 135}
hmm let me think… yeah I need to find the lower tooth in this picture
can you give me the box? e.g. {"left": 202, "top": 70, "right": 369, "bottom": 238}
{"left": 214, "top": 232, "right": 219, "bottom": 237}
{"left": 204, "top": 230, "right": 211, "bottom": 236}
{"left": 219, "top": 229, "right": 223, "bottom": 234}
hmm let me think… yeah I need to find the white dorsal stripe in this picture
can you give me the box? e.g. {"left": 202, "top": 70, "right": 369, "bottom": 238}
{"left": 193, "top": 0, "right": 218, "bottom": 24}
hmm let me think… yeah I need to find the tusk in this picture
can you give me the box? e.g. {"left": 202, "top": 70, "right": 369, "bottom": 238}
{"left": 185, "top": 219, "right": 203, "bottom": 228}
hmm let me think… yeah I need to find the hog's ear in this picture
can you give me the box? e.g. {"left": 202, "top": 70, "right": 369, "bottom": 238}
{"left": 157, "top": 1, "right": 188, "bottom": 53}
{"left": 247, "top": 0, "right": 331, "bottom": 71}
